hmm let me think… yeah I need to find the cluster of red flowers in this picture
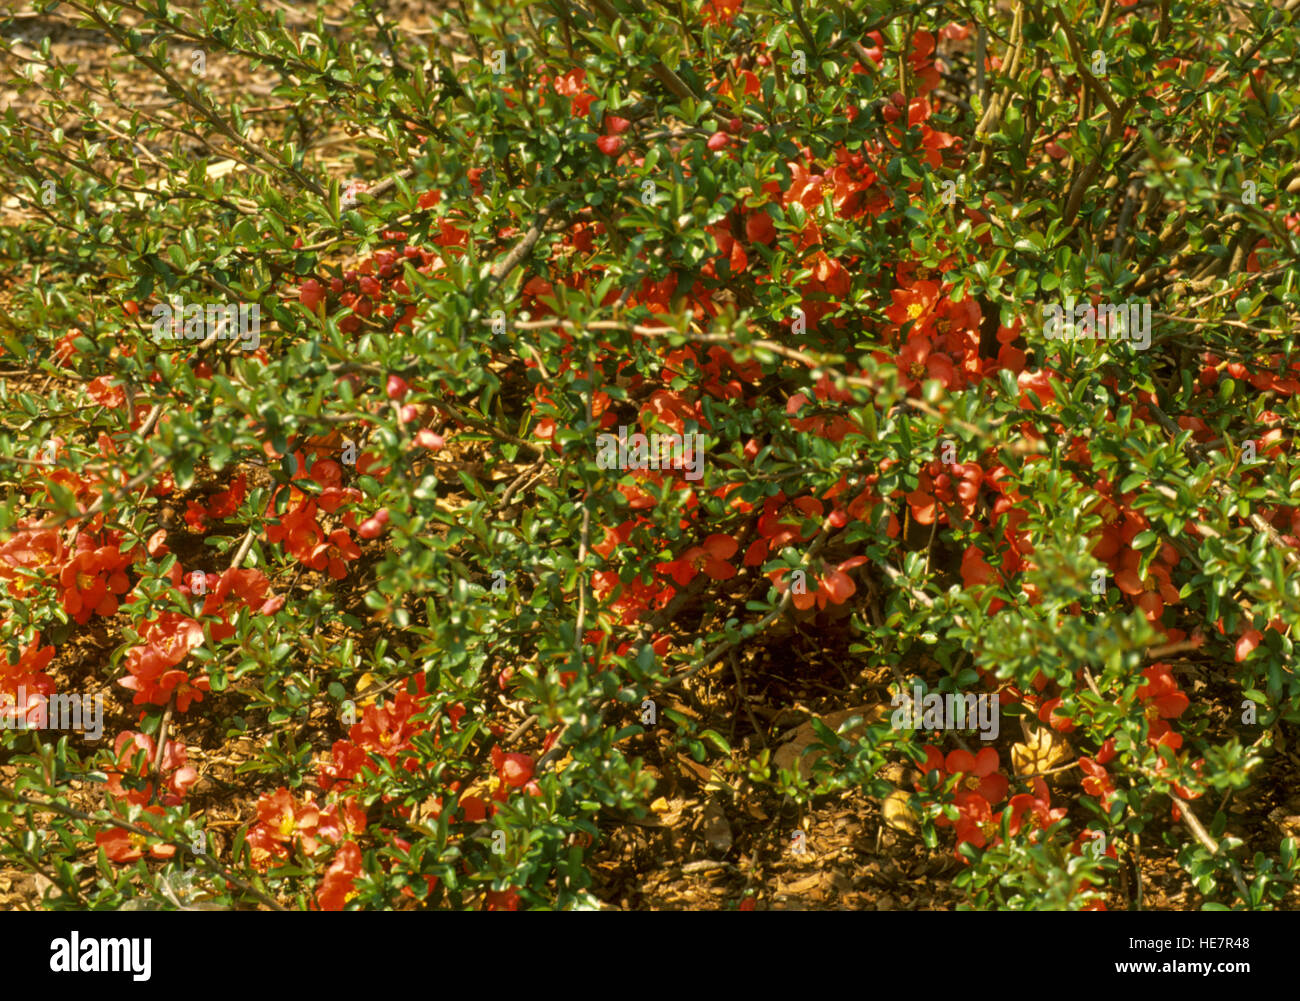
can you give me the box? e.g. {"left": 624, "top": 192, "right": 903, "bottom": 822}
{"left": 920, "top": 743, "right": 1110, "bottom": 904}
{"left": 310, "top": 673, "right": 540, "bottom": 908}
{"left": 0, "top": 632, "right": 56, "bottom": 702}
{"left": 262, "top": 455, "right": 372, "bottom": 580}
{"left": 294, "top": 227, "right": 436, "bottom": 334}
{"left": 94, "top": 731, "right": 198, "bottom": 862}
{"left": 113, "top": 565, "right": 286, "bottom": 712}
{"left": 59, "top": 535, "right": 136, "bottom": 625}
{"left": 247, "top": 788, "right": 366, "bottom": 864}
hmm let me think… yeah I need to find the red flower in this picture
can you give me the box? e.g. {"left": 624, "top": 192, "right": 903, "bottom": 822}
{"left": 86, "top": 375, "right": 126, "bottom": 409}
{"left": 119, "top": 612, "right": 209, "bottom": 710}
{"left": 545, "top": 67, "right": 594, "bottom": 116}
{"left": 885, "top": 280, "right": 941, "bottom": 332}
{"left": 597, "top": 135, "right": 624, "bottom": 156}
{"left": 658, "top": 533, "right": 738, "bottom": 586}
{"left": 1079, "top": 755, "right": 1117, "bottom": 807}
{"left": 199, "top": 567, "right": 285, "bottom": 633}
{"left": 0, "top": 521, "right": 64, "bottom": 595}
{"left": 485, "top": 886, "right": 522, "bottom": 910}
{"left": 358, "top": 508, "right": 390, "bottom": 540}
{"left": 944, "top": 747, "right": 1010, "bottom": 804}
{"left": 1136, "top": 663, "right": 1189, "bottom": 720}
{"left": 491, "top": 745, "right": 536, "bottom": 789}
{"left": 308, "top": 529, "right": 362, "bottom": 580}
{"left": 896, "top": 336, "right": 957, "bottom": 395}
{"left": 247, "top": 787, "right": 333, "bottom": 868}
{"left": 1007, "top": 777, "right": 1067, "bottom": 837}
{"left": 327, "top": 677, "right": 434, "bottom": 781}
{"left": 105, "top": 731, "right": 198, "bottom": 806}
{"left": 959, "top": 545, "right": 1002, "bottom": 596}
{"left": 95, "top": 806, "right": 176, "bottom": 863}
{"left": 1235, "top": 628, "right": 1263, "bottom": 662}
{"left": 1136, "top": 663, "right": 1189, "bottom": 748}
{"left": 702, "top": 0, "right": 742, "bottom": 26}
{"left": 1115, "top": 549, "right": 1180, "bottom": 621}
{"left": 58, "top": 547, "right": 133, "bottom": 624}
{"left": 265, "top": 500, "right": 324, "bottom": 562}
{"left": 815, "top": 558, "right": 864, "bottom": 607}
{"left": 952, "top": 791, "right": 998, "bottom": 852}
{"left": 299, "top": 279, "right": 325, "bottom": 310}
{"left": 1072, "top": 827, "right": 1119, "bottom": 861}
{"left": 745, "top": 494, "right": 821, "bottom": 565}
{"left": 317, "top": 798, "right": 368, "bottom": 845}
{"left": 772, "top": 555, "right": 869, "bottom": 611}
{"left": 316, "top": 841, "right": 363, "bottom": 911}
{"left": 386, "top": 375, "right": 410, "bottom": 401}
{"left": 0, "top": 635, "right": 56, "bottom": 696}
{"left": 1035, "top": 695, "right": 1077, "bottom": 733}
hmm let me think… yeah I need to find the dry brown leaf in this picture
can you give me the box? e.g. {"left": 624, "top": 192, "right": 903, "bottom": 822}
{"left": 675, "top": 753, "right": 713, "bottom": 785}
{"left": 699, "top": 800, "right": 733, "bottom": 852}
{"left": 1011, "top": 726, "right": 1074, "bottom": 777}
{"left": 882, "top": 789, "right": 920, "bottom": 835}
{"left": 744, "top": 800, "right": 769, "bottom": 821}
{"left": 773, "top": 704, "right": 886, "bottom": 780}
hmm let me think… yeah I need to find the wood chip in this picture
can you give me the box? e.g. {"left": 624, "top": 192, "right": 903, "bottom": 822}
{"left": 780, "top": 873, "right": 823, "bottom": 894}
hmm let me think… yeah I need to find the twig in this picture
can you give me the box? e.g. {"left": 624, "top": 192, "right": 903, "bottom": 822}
{"left": 149, "top": 695, "right": 176, "bottom": 804}
{"left": 228, "top": 528, "right": 256, "bottom": 571}
{"left": 1168, "top": 792, "right": 1250, "bottom": 900}
{"left": 1132, "top": 831, "right": 1144, "bottom": 910}
{"left": 490, "top": 195, "right": 568, "bottom": 291}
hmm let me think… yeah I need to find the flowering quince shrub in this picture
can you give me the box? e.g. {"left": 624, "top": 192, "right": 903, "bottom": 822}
{"left": 1, "top": 0, "right": 1299, "bottom": 911}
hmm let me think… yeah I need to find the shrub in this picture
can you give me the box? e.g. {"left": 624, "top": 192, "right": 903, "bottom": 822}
{"left": 0, "top": 0, "right": 1298, "bottom": 910}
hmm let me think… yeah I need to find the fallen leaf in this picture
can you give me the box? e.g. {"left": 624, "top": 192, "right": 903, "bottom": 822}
{"left": 355, "top": 672, "right": 382, "bottom": 707}
{"left": 675, "top": 752, "right": 713, "bottom": 785}
{"left": 882, "top": 789, "right": 920, "bottom": 835}
{"left": 1011, "top": 725, "right": 1074, "bottom": 777}
{"left": 773, "top": 705, "right": 886, "bottom": 780}
{"left": 699, "top": 800, "right": 732, "bottom": 852}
